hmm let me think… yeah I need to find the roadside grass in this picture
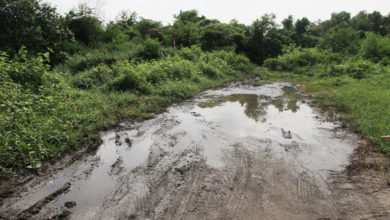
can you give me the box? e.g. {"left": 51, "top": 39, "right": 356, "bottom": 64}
{"left": 0, "top": 48, "right": 256, "bottom": 175}
{"left": 304, "top": 71, "right": 390, "bottom": 153}
{"left": 261, "top": 66, "right": 390, "bottom": 154}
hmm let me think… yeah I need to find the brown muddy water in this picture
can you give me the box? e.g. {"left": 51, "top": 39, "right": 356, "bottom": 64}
{"left": 1, "top": 81, "right": 390, "bottom": 219}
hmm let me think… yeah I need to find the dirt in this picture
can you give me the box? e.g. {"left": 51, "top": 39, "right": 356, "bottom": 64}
{"left": 1, "top": 80, "right": 390, "bottom": 219}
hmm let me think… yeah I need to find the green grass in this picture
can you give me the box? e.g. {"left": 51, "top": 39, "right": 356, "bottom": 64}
{"left": 263, "top": 46, "right": 390, "bottom": 154}
{"left": 261, "top": 66, "right": 390, "bottom": 154}
{"left": 301, "top": 71, "right": 390, "bottom": 153}
{"left": 0, "top": 48, "right": 256, "bottom": 175}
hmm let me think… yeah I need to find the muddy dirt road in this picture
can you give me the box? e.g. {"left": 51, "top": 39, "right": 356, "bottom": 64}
{"left": 1, "top": 81, "right": 390, "bottom": 219}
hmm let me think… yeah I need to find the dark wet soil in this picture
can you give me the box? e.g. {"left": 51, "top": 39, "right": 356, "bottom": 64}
{"left": 1, "top": 80, "right": 390, "bottom": 219}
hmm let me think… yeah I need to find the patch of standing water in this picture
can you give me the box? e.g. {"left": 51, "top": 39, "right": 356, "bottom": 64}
{"left": 188, "top": 83, "right": 356, "bottom": 172}
{"left": 13, "top": 128, "right": 153, "bottom": 216}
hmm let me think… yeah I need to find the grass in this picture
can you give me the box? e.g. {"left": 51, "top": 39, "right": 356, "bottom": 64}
{"left": 260, "top": 66, "right": 390, "bottom": 154}
{"left": 0, "top": 48, "right": 256, "bottom": 175}
{"left": 303, "top": 72, "right": 390, "bottom": 153}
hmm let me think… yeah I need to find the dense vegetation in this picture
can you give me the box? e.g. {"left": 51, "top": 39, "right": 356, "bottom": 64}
{"left": 0, "top": 0, "right": 389, "bottom": 174}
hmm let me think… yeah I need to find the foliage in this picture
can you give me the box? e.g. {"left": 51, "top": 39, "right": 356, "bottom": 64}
{"left": 135, "top": 38, "right": 162, "bottom": 60}
{"left": 0, "top": 0, "right": 72, "bottom": 62}
{"left": 360, "top": 33, "right": 390, "bottom": 64}
{"left": 264, "top": 48, "right": 340, "bottom": 71}
{"left": 0, "top": 49, "right": 69, "bottom": 171}
{"left": 319, "top": 23, "right": 361, "bottom": 54}
{"left": 0, "top": 48, "right": 254, "bottom": 174}
{"left": 65, "top": 4, "right": 104, "bottom": 45}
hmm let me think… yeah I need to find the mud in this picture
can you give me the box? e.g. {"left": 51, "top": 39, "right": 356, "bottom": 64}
{"left": 1, "top": 81, "right": 390, "bottom": 219}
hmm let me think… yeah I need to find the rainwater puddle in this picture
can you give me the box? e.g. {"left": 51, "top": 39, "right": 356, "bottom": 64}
{"left": 189, "top": 83, "right": 355, "bottom": 171}
{"left": 13, "top": 128, "right": 153, "bottom": 216}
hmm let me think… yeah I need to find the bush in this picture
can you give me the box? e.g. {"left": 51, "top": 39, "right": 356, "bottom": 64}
{"left": 64, "top": 41, "right": 137, "bottom": 73}
{"left": 135, "top": 38, "right": 162, "bottom": 60}
{"left": 155, "top": 80, "right": 198, "bottom": 98}
{"left": 1, "top": 48, "right": 52, "bottom": 91}
{"left": 326, "top": 59, "right": 381, "bottom": 79}
{"left": 198, "top": 62, "right": 221, "bottom": 78}
{"left": 264, "top": 48, "right": 334, "bottom": 71}
{"left": 111, "top": 61, "right": 151, "bottom": 93}
{"left": 360, "top": 33, "right": 390, "bottom": 64}
{"left": 263, "top": 58, "right": 285, "bottom": 71}
{"left": 179, "top": 45, "right": 202, "bottom": 62}
{"left": 71, "top": 64, "right": 116, "bottom": 89}
{"left": 0, "top": 50, "right": 70, "bottom": 171}
{"left": 263, "top": 47, "right": 382, "bottom": 79}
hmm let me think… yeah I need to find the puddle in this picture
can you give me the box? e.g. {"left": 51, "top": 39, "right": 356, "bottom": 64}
{"left": 11, "top": 128, "right": 153, "bottom": 217}
{"left": 188, "top": 83, "right": 354, "bottom": 171}
{"left": 3, "top": 81, "right": 359, "bottom": 219}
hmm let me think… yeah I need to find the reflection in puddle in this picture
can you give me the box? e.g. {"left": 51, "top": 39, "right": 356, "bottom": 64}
{"left": 197, "top": 86, "right": 302, "bottom": 122}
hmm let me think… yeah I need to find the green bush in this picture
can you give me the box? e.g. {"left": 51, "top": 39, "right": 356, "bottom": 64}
{"left": 63, "top": 41, "right": 137, "bottom": 73}
{"left": 71, "top": 64, "right": 116, "bottom": 89}
{"left": 179, "top": 45, "right": 202, "bottom": 62}
{"left": 135, "top": 38, "right": 162, "bottom": 60}
{"left": 1, "top": 48, "right": 52, "bottom": 91}
{"left": 111, "top": 61, "right": 151, "bottom": 93}
{"left": 264, "top": 47, "right": 381, "bottom": 79}
{"left": 263, "top": 58, "right": 285, "bottom": 71}
{"left": 155, "top": 80, "right": 198, "bottom": 99}
{"left": 264, "top": 48, "right": 335, "bottom": 71}
{"left": 198, "top": 62, "right": 221, "bottom": 78}
{"left": 0, "top": 50, "right": 71, "bottom": 171}
{"left": 360, "top": 33, "right": 390, "bottom": 64}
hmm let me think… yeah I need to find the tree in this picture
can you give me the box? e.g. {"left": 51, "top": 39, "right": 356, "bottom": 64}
{"left": 116, "top": 10, "right": 138, "bottom": 27}
{"left": 174, "top": 10, "right": 203, "bottom": 24}
{"left": 199, "top": 22, "right": 238, "bottom": 51}
{"left": 368, "top": 11, "right": 385, "bottom": 35}
{"left": 65, "top": 3, "right": 104, "bottom": 45}
{"left": 168, "top": 10, "right": 205, "bottom": 47}
{"left": 330, "top": 11, "right": 351, "bottom": 26}
{"left": 246, "top": 14, "right": 279, "bottom": 64}
{"left": 351, "top": 11, "right": 370, "bottom": 32}
{"left": 0, "top": 0, "right": 72, "bottom": 56}
{"left": 282, "top": 15, "right": 294, "bottom": 32}
{"left": 319, "top": 22, "right": 360, "bottom": 54}
{"left": 134, "top": 18, "right": 163, "bottom": 40}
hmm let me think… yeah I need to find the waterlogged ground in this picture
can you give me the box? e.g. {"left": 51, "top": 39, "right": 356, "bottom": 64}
{"left": 1, "top": 81, "right": 390, "bottom": 219}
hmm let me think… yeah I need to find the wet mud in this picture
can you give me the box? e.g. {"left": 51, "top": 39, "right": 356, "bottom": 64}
{"left": 1, "top": 80, "right": 390, "bottom": 219}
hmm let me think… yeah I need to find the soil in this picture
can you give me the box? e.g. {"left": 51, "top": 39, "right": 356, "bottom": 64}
{"left": 1, "top": 80, "right": 390, "bottom": 220}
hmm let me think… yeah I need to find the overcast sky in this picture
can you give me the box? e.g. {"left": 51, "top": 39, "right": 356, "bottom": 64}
{"left": 45, "top": 0, "right": 390, "bottom": 25}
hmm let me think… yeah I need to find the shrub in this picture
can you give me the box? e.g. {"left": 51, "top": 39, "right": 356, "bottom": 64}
{"left": 155, "top": 80, "right": 198, "bottom": 99}
{"left": 111, "top": 61, "right": 151, "bottom": 93}
{"left": 360, "top": 33, "right": 390, "bottom": 64}
{"left": 71, "top": 64, "right": 116, "bottom": 89}
{"left": 1, "top": 48, "right": 52, "bottom": 91}
{"left": 135, "top": 38, "right": 162, "bottom": 60}
{"left": 64, "top": 41, "right": 137, "bottom": 73}
{"left": 263, "top": 58, "right": 285, "bottom": 71}
{"left": 179, "top": 45, "right": 202, "bottom": 62}
{"left": 0, "top": 50, "right": 70, "bottom": 171}
{"left": 198, "top": 62, "right": 221, "bottom": 78}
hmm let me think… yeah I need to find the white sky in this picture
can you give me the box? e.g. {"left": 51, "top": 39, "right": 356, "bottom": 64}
{"left": 44, "top": 0, "right": 390, "bottom": 25}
